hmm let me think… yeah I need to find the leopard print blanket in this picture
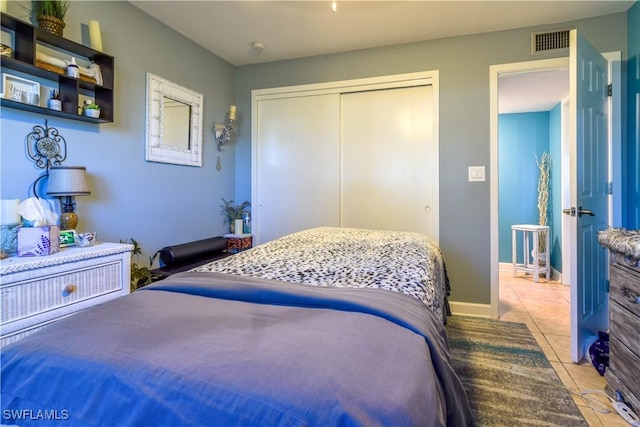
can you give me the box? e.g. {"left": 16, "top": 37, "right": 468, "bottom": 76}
{"left": 193, "top": 227, "right": 449, "bottom": 321}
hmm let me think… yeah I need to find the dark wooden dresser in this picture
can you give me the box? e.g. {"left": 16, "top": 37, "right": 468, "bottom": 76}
{"left": 598, "top": 228, "right": 640, "bottom": 412}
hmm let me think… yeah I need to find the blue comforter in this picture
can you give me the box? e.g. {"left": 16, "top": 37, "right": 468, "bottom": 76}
{"left": 1, "top": 272, "right": 473, "bottom": 426}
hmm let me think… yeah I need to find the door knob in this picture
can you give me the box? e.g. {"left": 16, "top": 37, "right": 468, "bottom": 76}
{"left": 577, "top": 206, "right": 595, "bottom": 217}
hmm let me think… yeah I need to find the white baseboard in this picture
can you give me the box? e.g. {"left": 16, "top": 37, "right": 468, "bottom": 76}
{"left": 448, "top": 301, "right": 494, "bottom": 318}
{"left": 498, "top": 262, "right": 512, "bottom": 272}
{"left": 498, "top": 262, "right": 564, "bottom": 283}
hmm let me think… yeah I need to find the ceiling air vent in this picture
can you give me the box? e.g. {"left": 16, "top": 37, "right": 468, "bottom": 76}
{"left": 531, "top": 29, "right": 571, "bottom": 55}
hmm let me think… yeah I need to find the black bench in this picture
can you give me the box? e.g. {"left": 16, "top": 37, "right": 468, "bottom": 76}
{"left": 149, "top": 236, "right": 232, "bottom": 282}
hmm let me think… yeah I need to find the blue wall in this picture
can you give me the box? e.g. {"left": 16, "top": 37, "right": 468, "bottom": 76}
{"left": 628, "top": 2, "right": 640, "bottom": 229}
{"left": 0, "top": 2, "right": 237, "bottom": 262}
{"left": 549, "top": 104, "right": 562, "bottom": 270}
{"left": 499, "top": 112, "right": 551, "bottom": 264}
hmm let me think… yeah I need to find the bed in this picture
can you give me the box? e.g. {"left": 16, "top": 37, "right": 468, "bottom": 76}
{"left": 1, "top": 227, "right": 473, "bottom": 427}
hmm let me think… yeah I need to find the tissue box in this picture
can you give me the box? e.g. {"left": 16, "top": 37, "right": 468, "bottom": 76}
{"left": 17, "top": 225, "right": 60, "bottom": 256}
{"left": 0, "top": 224, "right": 19, "bottom": 255}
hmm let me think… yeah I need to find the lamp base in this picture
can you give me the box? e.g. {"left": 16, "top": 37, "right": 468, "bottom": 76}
{"left": 60, "top": 212, "right": 78, "bottom": 230}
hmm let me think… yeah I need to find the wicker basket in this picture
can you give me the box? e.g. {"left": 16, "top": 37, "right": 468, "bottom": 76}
{"left": 36, "top": 15, "right": 65, "bottom": 37}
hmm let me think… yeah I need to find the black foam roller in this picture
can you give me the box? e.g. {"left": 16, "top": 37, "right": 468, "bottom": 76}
{"left": 159, "top": 236, "right": 227, "bottom": 266}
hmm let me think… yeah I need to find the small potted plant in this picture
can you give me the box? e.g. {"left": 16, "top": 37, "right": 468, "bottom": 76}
{"left": 32, "top": 1, "right": 71, "bottom": 37}
{"left": 84, "top": 102, "right": 100, "bottom": 118}
{"left": 120, "top": 238, "right": 154, "bottom": 292}
{"left": 220, "top": 198, "right": 250, "bottom": 233}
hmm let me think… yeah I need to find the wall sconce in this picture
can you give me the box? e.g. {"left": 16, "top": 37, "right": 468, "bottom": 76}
{"left": 214, "top": 105, "right": 237, "bottom": 151}
{"left": 46, "top": 166, "right": 91, "bottom": 230}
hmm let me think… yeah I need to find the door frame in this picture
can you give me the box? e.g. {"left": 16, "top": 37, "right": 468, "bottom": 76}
{"left": 489, "top": 55, "right": 621, "bottom": 320}
{"left": 489, "top": 57, "right": 569, "bottom": 319}
{"left": 603, "top": 51, "right": 623, "bottom": 229}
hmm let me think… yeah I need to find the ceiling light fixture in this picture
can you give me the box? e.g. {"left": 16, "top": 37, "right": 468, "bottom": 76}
{"left": 252, "top": 41, "right": 264, "bottom": 54}
{"left": 332, "top": 0, "right": 337, "bottom": 13}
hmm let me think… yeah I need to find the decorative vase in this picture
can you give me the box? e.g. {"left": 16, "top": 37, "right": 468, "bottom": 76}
{"left": 36, "top": 15, "right": 65, "bottom": 37}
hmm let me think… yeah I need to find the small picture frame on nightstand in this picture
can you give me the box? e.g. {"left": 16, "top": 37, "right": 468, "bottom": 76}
{"left": 59, "top": 229, "right": 77, "bottom": 247}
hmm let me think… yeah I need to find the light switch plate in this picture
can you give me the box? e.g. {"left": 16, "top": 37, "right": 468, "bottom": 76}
{"left": 468, "top": 166, "right": 486, "bottom": 182}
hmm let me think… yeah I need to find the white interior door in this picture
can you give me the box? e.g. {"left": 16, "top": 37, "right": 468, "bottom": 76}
{"left": 254, "top": 94, "right": 341, "bottom": 244}
{"left": 340, "top": 85, "right": 437, "bottom": 240}
{"left": 569, "top": 29, "right": 610, "bottom": 362}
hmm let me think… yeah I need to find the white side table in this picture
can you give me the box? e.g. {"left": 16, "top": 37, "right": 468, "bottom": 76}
{"left": 511, "top": 224, "right": 550, "bottom": 282}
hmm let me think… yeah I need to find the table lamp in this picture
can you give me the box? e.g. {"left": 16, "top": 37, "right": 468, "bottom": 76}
{"left": 46, "top": 166, "right": 90, "bottom": 230}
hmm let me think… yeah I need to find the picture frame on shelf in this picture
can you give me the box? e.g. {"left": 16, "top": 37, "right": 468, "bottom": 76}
{"left": 2, "top": 73, "right": 40, "bottom": 105}
{"left": 0, "top": 44, "right": 13, "bottom": 58}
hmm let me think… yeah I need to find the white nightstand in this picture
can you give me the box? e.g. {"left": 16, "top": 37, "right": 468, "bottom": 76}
{"left": 0, "top": 242, "right": 133, "bottom": 347}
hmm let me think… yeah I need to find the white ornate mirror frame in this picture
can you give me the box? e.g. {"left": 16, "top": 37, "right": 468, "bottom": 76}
{"left": 145, "top": 73, "right": 204, "bottom": 167}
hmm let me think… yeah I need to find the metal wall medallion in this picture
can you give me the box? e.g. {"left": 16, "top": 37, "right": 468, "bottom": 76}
{"left": 26, "top": 120, "right": 67, "bottom": 171}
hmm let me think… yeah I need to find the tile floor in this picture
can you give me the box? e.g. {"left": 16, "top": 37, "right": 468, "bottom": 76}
{"left": 498, "top": 268, "right": 630, "bottom": 427}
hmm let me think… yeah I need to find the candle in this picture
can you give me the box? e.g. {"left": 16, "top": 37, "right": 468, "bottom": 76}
{"left": 0, "top": 199, "right": 20, "bottom": 226}
{"left": 234, "top": 219, "right": 243, "bottom": 235}
{"left": 89, "top": 20, "right": 103, "bottom": 51}
{"left": 229, "top": 105, "right": 237, "bottom": 121}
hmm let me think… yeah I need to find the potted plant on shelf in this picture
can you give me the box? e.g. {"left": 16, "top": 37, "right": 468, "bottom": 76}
{"left": 84, "top": 102, "right": 100, "bottom": 118}
{"left": 220, "top": 198, "right": 250, "bottom": 233}
{"left": 32, "top": 0, "right": 71, "bottom": 37}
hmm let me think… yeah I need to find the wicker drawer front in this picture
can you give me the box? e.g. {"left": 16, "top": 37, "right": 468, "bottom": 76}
{"left": 609, "top": 266, "right": 640, "bottom": 316}
{"left": 1, "top": 261, "right": 122, "bottom": 323}
{"left": 609, "top": 336, "right": 640, "bottom": 405}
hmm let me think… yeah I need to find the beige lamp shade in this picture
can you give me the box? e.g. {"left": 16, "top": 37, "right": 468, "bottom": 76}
{"left": 46, "top": 166, "right": 91, "bottom": 196}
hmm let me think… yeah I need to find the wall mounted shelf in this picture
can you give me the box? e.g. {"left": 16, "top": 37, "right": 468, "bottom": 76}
{"left": 1, "top": 13, "right": 114, "bottom": 123}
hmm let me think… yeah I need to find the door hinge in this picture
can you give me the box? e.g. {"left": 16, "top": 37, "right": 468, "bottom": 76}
{"left": 608, "top": 181, "right": 614, "bottom": 195}
{"left": 605, "top": 279, "right": 610, "bottom": 293}
{"left": 607, "top": 84, "right": 613, "bottom": 96}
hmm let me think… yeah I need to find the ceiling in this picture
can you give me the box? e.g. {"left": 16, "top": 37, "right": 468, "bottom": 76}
{"left": 499, "top": 68, "right": 569, "bottom": 114}
{"left": 130, "top": 0, "right": 632, "bottom": 113}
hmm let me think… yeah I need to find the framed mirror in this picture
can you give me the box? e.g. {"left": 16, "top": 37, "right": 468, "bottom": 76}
{"left": 145, "top": 73, "right": 204, "bottom": 167}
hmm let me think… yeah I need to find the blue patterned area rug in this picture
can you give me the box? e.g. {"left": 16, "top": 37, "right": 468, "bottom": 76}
{"left": 445, "top": 316, "right": 588, "bottom": 426}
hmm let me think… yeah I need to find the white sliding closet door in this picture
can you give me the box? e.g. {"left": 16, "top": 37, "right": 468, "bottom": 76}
{"left": 340, "top": 85, "right": 437, "bottom": 240}
{"left": 254, "top": 94, "right": 341, "bottom": 244}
